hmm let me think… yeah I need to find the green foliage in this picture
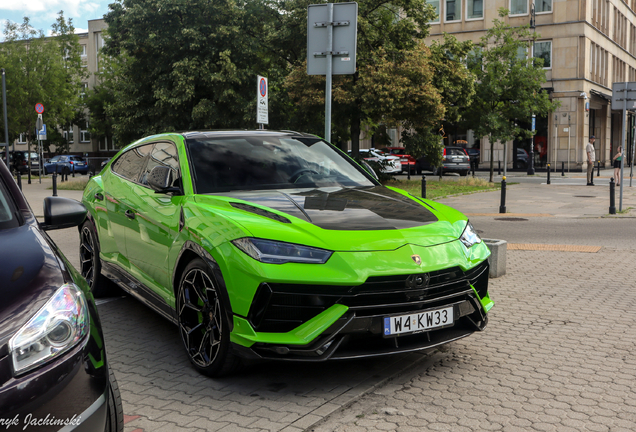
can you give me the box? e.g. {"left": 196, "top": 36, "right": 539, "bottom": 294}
{"left": 102, "top": 0, "right": 284, "bottom": 144}
{"left": 0, "top": 13, "right": 85, "bottom": 152}
{"left": 463, "top": 8, "right": 559, "bottom": 181}
{"left": 284, "top": 0, "right": 441, "bottom": 154}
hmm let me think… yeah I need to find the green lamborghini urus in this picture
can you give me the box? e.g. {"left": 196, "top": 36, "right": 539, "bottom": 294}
{"left": 80, "top": 131, "right": 493, "bottom": 376}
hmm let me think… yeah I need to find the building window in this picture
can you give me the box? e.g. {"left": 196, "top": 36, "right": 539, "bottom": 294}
{"left": 466, "top": 0, "right": 483, "bottom": 19}
{"left": 427, "top": 0, "right": 440, "bottom": 23}
{"left": 510, "top": 0, "right": 528, "bottom": 15}
{"left": 81, "top": 44, "right": 87, "bottom": 57}
{"left": 535, "top": 0, "right": 552, "bottom": 13}
{"left": 80, "top": 122, "right": 91, "bottom": 143}
{"left": 64, "top": 129, "right": 74, "bottom": 144}
{"left": 445, "top": 0, "right": 461, "bottom": 21}
{"left": 18, "top": 133, "right": 27, "bottom": 144}
{"left": 99, "top": 137, "right": 117, "bottom": 151}
{"left": 534, "top": 41, "right": 551, "bottom": 69}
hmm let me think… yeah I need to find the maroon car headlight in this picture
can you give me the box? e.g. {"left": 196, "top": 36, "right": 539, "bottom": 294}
{"left": 9, "top": 284, "right": 89, "bottom": 375}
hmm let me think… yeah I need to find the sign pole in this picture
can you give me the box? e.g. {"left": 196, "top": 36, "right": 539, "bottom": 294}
{"left": 324, "top": 3, "right": 333, "bottom": 143}
{"left": 1, "top": 69, "right": 8, "bottom": 171}
{"left": 620, "top": 82, "right": 627, "bottom": 210}
{"left": 630, "top": 120, "right": 635, "bottom": 187}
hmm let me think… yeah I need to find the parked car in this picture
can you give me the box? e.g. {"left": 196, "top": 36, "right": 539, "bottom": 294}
{"left": 81, "top": 131, "right": 493, "bottom": 377}
{"left": 416, "top": 147, "right": 471, "bottom": 176}
{"left": 379, "top": 147, "right": 417, "bottom": 173}
{"left": 44, "top": 155, "right": 89, "bottom": 175}
{"left": 0, "top": 158, "right": 123, "bottom": 430}
{"left": 515, "top": 148, "right": 529, "bottom": 169}
{"left": 8, "top": 151, "right": 41, "bottom": 175}
{"left": 348, "top": 148, "right": 402, "bottom": 174}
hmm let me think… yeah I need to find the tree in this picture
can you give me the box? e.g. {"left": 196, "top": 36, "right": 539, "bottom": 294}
{"left": 0, "top": 13, "right": 85, "bottom": 156}
{"left": 402, "top": 34, "right": 476, "bottom": 168}
{"left": 282, "top": 0, "right": 442, "bottom": 156}
{"left": 464, "top": 9, "right": 559, "bottom": 182}
{"left": 103, "top": 0, "right": 282, "bottom": 144}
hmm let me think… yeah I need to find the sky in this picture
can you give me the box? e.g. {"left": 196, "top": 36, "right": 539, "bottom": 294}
{"left": 0, "top": 0, "right": 112, "bottom": 36}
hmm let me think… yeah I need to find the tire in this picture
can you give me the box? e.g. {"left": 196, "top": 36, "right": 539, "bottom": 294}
{"left": 79, "top": 220, "right": 110, "bottom": 297}
{"left": 105, "top": 365, "right": 124, "bottom": 432}
{"left": 177, "top": 258, "right": 241, "bottom": 377}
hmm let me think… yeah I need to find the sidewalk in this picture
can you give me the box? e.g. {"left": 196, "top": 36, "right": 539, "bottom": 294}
{"left": 15, "top": 175, "right": 84, "bottom": 216}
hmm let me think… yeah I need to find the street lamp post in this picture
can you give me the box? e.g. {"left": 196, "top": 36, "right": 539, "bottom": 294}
{"left": 527, "top": 1, "right": 536, "bottom": 175}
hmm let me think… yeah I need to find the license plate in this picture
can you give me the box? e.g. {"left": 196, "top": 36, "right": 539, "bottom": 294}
{"left": 384, "top": 306, "right": 454, "bottom": 336}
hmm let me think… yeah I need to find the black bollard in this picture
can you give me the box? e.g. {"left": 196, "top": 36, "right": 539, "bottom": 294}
{"left": 499, "top": 177, "right": 506, "bottom": 214}
{"left": 52, "top": 173, "right": 58, "bottom": 197}
{"left": 17, "top": 172, "right": 22, "bottom": 190}
{"left": 472, "top": 160, "right": 476, "bottom": 177}
{"left": 597, "top": 161, "right": 600, "bottom": 177}
{"left": 609, "top": 178, "right": 616, "bottom": 215}
{"left": 498, "top": 160, "right": 501, "bottom": 176}
{"left": 72, "top": 163, "right": 75, "bottom": 178}
{"left": 421, "top": 175, "right": 427, "bottom": 199}
{"left": 561, "top": 161, "right": 565, "bottom": 176}
{"left": 547, "top": 164, "right": 551, "bottom": 185}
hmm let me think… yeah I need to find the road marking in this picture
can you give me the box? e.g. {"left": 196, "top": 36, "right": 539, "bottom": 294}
{"left": 508, "top": 243, "right": 602, "bottom": 253}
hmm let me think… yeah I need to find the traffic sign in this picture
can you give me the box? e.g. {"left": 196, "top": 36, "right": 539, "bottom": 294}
{"left": 35, "top": 103, "right": 44, "bottom": 114}
{"left": 257, "top": 75, "right": 268, "bottom": 125}
{"left": 38, "top": 124, "right": 47, "bottom": 141}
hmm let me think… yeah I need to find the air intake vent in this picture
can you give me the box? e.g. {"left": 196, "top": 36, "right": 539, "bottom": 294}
{"left": 230, "top": 202, "right": 291, "bottom": 223}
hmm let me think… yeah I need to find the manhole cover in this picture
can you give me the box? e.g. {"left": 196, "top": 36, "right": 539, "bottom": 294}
{"left": 573, "top": 195, "right": 595, "bottom": 198}
{"left": 494, "top": 217, "right": 528, "bottom": 221}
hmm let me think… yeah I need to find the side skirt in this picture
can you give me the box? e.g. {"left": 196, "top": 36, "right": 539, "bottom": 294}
{"left": 101, "top": 261, "right": 177, "bottom": 325}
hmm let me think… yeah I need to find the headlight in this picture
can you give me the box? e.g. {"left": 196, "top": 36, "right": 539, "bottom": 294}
{"left": 460, "top": 222, "right": 482, "bottom": 248}
{"left": 232, "top": 238, "right": 333, "bottom": 264}
{"left": 9, "top": 284, "right": 89, "bottom": 375}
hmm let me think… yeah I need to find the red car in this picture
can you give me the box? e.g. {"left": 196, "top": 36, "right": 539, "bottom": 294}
{"left": 379, "top": 147, "right": 416, "bottom": 173}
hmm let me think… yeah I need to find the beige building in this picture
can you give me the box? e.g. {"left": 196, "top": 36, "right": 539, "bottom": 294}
{"left": 424, "top": 0, "right": 636, "bottom": 170}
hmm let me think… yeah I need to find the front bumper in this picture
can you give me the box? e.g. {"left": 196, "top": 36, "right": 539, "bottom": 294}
{"left": 230, "top": 255, "right": 492, "bottom": 361}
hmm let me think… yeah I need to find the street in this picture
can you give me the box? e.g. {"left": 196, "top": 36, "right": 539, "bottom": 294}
{"left": 20, "top": 177, "right": 636, "bottom": 431}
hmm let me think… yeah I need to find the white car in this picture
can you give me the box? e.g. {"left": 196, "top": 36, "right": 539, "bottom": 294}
{"left": 351, "top": 149, "right": 402, "bottom": 174}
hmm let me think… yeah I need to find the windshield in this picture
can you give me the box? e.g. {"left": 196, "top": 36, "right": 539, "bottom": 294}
{"left": 186, "top": 136, "right": 377, "bottom": 193}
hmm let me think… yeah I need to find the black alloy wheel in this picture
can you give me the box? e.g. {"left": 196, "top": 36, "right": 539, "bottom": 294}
{"left": 79, "top": 220, "right": 109, "bottom": 297}
{"left": 177, "top": 259, "right": 239, "bottom": 377}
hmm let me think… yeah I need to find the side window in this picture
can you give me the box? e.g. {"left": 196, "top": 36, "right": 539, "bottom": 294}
{"left": 111, "top": 144, "right": 154, "bottom": 182}
{"left": 50, "top": 156, "right": 59, "bottom": 162}
{"left": 140, "top": 142, "right": 180, "bottom": 186}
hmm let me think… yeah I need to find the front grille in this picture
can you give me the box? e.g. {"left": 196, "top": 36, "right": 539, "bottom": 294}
{"left": 248, "top": 261, "right": 490, "bottom": 333}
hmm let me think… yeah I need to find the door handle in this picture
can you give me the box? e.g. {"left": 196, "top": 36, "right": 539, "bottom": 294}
{"left": 94, "top": 193, "right": 104, "bottom": 201}
{"left": 125, "top": 210, "right": 136, "bottom": 220}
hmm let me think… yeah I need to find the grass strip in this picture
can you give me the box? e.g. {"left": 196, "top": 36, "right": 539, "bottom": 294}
{"left": 383, "top": 177, "right": 503, "bottom": 200}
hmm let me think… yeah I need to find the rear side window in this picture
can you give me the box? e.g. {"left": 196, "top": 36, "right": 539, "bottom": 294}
{"left": 0, "top": 178, "right": 19, "bottom": 230}
{"left": 111, "top": 144, "right": 154, "bottom": 182}
{"left": 139, "top": 142, "right": 180, "bottom": 186}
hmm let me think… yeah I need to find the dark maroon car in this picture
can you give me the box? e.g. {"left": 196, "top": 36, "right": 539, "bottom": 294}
{"left": 0, "top": 159, "right": 123, "bottom": 431}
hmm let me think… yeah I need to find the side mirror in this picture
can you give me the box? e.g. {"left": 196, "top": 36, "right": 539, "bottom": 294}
{"left": 147, "top": 165, "right": 180, "bottom": 194}
{"left": 41, "top": 197, "right": 87, "bottom": 231}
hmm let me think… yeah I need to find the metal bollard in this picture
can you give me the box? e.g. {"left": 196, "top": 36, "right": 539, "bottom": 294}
{"left": 498, "top": 160, "right": 501, "bottom": 176}
{"left": 547, "top": 164, "right": 551, "bottom": 184}
{"left": 52, "top": 173, "right": 58, "bottom": 197}
{"left": 421, "top": 175, "right": 427, "bottom": 199}
{"left": 472, "top": 160, "right": 476, "bottom": 177}
{"left": 72, "top": 164, "right": 75, "bottom": 178}
{"left": 561, "top": 161, "right": 565, "bottom": 176}
{"left": 17, "top": 172, "right": 22, "bottom": 190}
{"left": 406, "top": 166, "right": 411, "bottom": 181}
{"left": 597, "top": 161, "right": 600, "bottom": 177}
{"left": 609, "top": 178, "right": 616, "bottom": 215}
{"left": 499, "top": 177, "right": 506, "bottom": 214}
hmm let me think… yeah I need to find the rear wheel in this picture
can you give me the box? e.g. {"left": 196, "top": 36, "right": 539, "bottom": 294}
{"left": 105, "top": 366, "right": 124, "bottom": 432}
{"left": 80, "top": 220, "right": 110, "bottom": 297}
{"left": 177, "top": 258, "right": 241, "bottom": 377}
